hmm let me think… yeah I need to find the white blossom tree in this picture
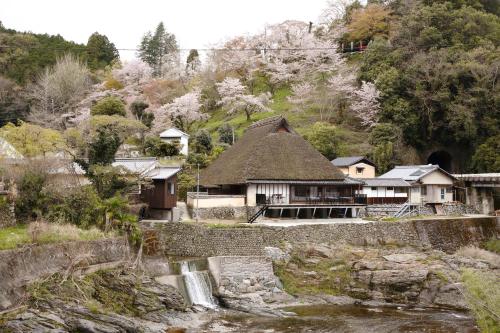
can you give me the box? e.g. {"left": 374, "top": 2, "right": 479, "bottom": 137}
{"left": 156, "top": 91, "right": 207, "bottom": 131}
{"left": 288, "top": 82, "right": 314, "bottom": 111}
{"left": 113, "top": 60, "right": 152, "bottom": 85}
{"left": 216, "top": 78, "right": 270, "bottom": 121}
{"left": 351, "top": 81, "right": 380, "bottom": 127}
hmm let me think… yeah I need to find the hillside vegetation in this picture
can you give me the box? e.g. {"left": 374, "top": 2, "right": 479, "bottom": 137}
{"left": 0, "top": 0, "right": 498, "bottom": 177}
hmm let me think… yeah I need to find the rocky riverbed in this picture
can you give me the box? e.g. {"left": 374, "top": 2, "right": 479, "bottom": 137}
{"left": 1, "top": 241, "right": 498, "bottom": 332}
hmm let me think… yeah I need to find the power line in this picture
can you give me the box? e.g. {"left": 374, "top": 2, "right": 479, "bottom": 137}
{"left": 0, "top": 44, "right": 342, "bottom": 52}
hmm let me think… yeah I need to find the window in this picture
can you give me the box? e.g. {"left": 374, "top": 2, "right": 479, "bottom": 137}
{"left": 395, "top": 187, "right": 407, "bottom": 193}
{"left": 356, "top": 167, "right": 364, "bottom": 175}
{"left": 167, "top": 182, "right": 175, "bottom": 195}
{"left": 446, "top": 187, "right": 453, "bottom": 193}
{"left": 386, "top": 187, "right": 394, "bottom": 191}
{"left": 421, "top": 186, "right": 427, "bottom": 195}
{"left": 371, "top": 187, "right": 377, "bottom": 191}
{"left": 294, "top": 186, "right": 309, "bottom": 197}
{"left": 440, "top": 188, "right": 445, "bottom": 200}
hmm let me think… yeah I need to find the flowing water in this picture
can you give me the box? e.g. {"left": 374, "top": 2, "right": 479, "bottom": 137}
{"left": 203, "top": 305, "right": 478, "bottom": 333}
{"left": 179, "top": 260, "right": 217, "bottom": 309}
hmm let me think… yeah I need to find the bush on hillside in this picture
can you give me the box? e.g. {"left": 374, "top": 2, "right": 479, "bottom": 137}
{"left": 143, "top": 136, "right": 180, "bottom": 157}
{"left": 91, "top": 96, "right": 126, "bottom": 116}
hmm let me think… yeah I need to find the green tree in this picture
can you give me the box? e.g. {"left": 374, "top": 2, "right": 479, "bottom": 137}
{"left": 48, "top": 185, "right": 104, "bottom": 228}
{"left": 138, "top": 22, "right": 178, "bottom": 77}
{"left": 218, "top": 124, "right": 234, "bottom": 145}
{"left": 143, "top": 136, "right": 179, "bottom": 157}
{"left": 194, "top": 129, "right": 213, "bottom": 154}
{"left": 186, "top": 49, "right": 200, "bottom": 72}
{"left": 130, "top": 99, "right": 154, "bottom": 128}
{"left": 88, "top": 165, "right": 134, "bottom": 199}
{"left": 86, "top": 32, "right": 119, "bottom": 70}
{"left": 15, "top": 170, "right": 49, "bottom": 220}
{"left": 346, "top": 3, "right": 392, "bottom": 41}
{"left": 360, "top": 1, "right": 500, "bottom": 170}
{"left": 306, "top": 122, "right": 343, "bottom": 160}
{"left": 471, "top": 135, "right": 500, "bottom": 172}
{"left": 91, "top": 96, "right": 126, "bottom": 116}
{"left": 88, "top": 126, "right": 122, "bottom": 166}
{"left": 0, "top": 121, "right": 65, "bottom": 157}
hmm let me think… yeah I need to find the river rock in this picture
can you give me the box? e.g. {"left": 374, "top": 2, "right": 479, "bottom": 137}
{"left": 433, "top": 283, "right": 469, "bottom": 310}
{"left": 382, "top": 253, "right": 426, "bottom": 263}
{"left": 265, "top": 247, "right": 290, "bottom": 262}
{"left": 371, "top": 269, "right": 429, "bottom": 287}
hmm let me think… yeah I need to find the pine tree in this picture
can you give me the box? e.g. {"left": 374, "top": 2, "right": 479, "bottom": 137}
{"left": 138, "top": 22, "right": 178, "bottom": 77}
{"left": 86, "top": 32, "right": 119, "bottom": 70}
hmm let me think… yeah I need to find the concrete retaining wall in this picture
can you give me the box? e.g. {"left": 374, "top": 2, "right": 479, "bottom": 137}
{"left": 146, "top": 217, "right": 498, "bottom": 258}
{"left": 0, "top": 237, "right": 129, "bottom": 310}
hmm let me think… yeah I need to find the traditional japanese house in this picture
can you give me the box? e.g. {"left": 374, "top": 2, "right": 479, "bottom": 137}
{"left": 194, "top": 116, "right": 365, "bottom": 221}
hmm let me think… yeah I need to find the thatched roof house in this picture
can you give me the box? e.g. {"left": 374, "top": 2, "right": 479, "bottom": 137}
{"left": 200, "top": 116, "right": 345, "bottom": 187}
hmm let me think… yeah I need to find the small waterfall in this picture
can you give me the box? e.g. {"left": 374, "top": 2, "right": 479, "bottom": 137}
{"left": 180, "top": 261, "right": 217, "bottom": 308}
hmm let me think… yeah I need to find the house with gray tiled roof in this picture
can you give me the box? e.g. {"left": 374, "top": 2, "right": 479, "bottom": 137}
{"left": 331, "top": 156, "right": 376, "bottom": 179}
{"left": 379, "top": 165, "right": 456, "bottom": 204}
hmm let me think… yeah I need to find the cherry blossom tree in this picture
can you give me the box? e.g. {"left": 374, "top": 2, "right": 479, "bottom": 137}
{"left": 113, "top": 60, "right": 152, "bottom": 85}
{"left": 216, "top": 78, "right": 270, "bottom": 121}
{"left": 288, "top": 82, "right": 314, "bottom": 111}
{"left": 156, "top": 91, "right": 207, "bottom": 131}
{"left": 351, "top": 81, "right": 380, "bottom": 127}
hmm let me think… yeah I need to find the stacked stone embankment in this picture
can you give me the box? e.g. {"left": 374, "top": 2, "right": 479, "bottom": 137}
{"left": 144, "top": 217, "right": 498, "bottom": 257}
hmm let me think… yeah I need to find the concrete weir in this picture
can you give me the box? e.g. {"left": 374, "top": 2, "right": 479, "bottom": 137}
{"left": 142, "top": 217, "right": 499, "bottom": 257}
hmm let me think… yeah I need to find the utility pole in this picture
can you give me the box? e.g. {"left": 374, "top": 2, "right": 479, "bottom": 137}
{"left": 232, "top": 127, "right": 235, "bottom": 145}
{"left": 196, "top": 163, "right": 200, "bottom": 222}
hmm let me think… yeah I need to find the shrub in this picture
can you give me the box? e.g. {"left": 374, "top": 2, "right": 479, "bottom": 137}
{"left": 484, "top": 239, "right": 500, "bottom": 254}
{"left": 177, "top": 172, "right": 196, "bottom": 201}
{"left": 48, "top": 186, "right": 104, "bottom": 228}
{"left": 143, "top": 136, "right": 179, "bottom": 157}
{"left": 194, "top": 129, "right": 212, "bottom": 154}
{"left": 306, "top": 122, "right": 343, "bottom": 160}
{"left": 91, "top": 96, "right": 126, "bottom": 116}
{"left": 15, "top": 170, "right": 51, "bottom": 220}
{"left": 103, "top": 77, "right": 124, "bottom": 90}
{"left": 218, "top": 123, "right": 235, "bottom": 145}
{"left": 89, "top": 165, "right": 135, "bottom": 199}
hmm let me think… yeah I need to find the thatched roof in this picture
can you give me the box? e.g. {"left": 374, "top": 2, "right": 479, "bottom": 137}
{"left": 200, "top": 116, "right": 346, "bottom": 187}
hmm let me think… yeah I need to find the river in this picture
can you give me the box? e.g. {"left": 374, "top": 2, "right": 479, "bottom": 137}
{"left": 200, "top": 305, "right": 478, "bottom": 333}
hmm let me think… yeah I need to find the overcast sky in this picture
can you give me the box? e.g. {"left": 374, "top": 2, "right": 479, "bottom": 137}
{"left": 2, "top": 0, "right": 331, "bottom": 60}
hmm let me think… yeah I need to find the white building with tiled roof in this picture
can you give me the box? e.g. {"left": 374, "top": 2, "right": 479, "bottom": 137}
{"left": 379, "top": 165, "right": 455, "bottom": 204}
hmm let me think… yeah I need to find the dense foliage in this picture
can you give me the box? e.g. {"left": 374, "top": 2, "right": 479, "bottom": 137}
{"left": 358, "top": 0, "right": 500, "bottom": 170}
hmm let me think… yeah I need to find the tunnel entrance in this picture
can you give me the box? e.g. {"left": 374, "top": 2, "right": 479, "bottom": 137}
{"left": 427, "top": 151, "right": 453, "bottom": 172}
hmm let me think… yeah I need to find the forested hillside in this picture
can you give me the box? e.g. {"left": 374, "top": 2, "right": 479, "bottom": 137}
{"left": 0, "top": 0, "right": 499, "bottom": 175}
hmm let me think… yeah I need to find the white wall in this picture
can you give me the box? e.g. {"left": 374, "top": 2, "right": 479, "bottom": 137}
{"left": 187, "top": 194, "right": 246, "bottom": 208}
{"left": 362, "top": 186, "right": 408, "bottom": 198}
{"left": 254, "top": 183, "right": 290, "bottom": 205}
{"left": 421, "top": 170, "right": 454, "bottom": 185}
{"left": 347, "top": 163, "right": 376, "bottom": 178}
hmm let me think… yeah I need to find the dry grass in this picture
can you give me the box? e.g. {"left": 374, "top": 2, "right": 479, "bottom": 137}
{"left": 461, "top": 268, "right": 500, "bottom": 333}
{"left": 0, "top": 222, "right": 111, "bottom": 250}
{"left": 457, "top": 246, "right": 500, "bottom": 268}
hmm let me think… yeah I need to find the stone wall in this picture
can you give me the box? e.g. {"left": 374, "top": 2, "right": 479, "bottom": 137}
{"left": 189, "top": 206, "right": 258, "bottom": 220}
{"left": 0, "top": 237, "right": 129, "bottom": 310}
{"left": 146, "top": 217, "right": 498, "bottom": 258}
